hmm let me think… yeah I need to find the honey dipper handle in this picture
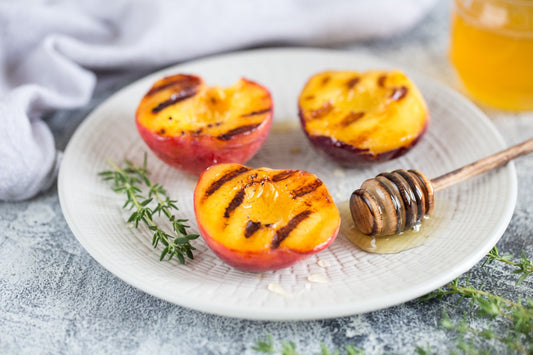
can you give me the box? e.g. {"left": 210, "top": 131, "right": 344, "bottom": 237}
{"left": 431, "top": 138, "right": 533, "bottom": 192}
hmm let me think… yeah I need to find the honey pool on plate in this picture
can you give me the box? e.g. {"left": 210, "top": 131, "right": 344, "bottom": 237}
{"left": 450, "top": 0, "right": 533, "bottom": 110}
{"left": 339, "top": 201, "right": 439, "bottom": 254}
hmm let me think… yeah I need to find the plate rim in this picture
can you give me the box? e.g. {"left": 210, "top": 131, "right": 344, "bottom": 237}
{"left": 58, "top": 47, "right": 517, "bottom": 320}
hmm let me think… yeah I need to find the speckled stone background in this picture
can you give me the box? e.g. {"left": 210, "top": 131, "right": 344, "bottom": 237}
{"left": 1, "top": 1, "right": 532, "bottom": 354}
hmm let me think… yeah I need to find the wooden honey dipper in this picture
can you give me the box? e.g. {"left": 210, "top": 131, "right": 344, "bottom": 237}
{"left": 350, "top": 138, "right": 533, "bottom": 237}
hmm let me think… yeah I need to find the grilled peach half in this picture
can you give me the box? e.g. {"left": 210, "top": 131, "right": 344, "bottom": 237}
{"left": 194, "top": 163, "right": 340, "bottom": 272}
{"left": 136, "top": 74, "right": 273, "bottom": 175}
{"left": 298, "top": 70, "right": 429, "bottom": 166}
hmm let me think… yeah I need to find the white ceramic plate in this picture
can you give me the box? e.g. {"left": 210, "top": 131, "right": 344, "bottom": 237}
{"left": 58, "top": 48, "right": 517, "bottom": 320}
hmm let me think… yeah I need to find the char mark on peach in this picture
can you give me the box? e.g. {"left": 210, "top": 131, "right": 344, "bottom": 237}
{"left": 347, "top": 77, "right": 360, "bottom": 89}
{"left": 224, "top": 176, "right": 263, "bottom": 219}
{"left": 291, "top": 179, "right": 323, "bottom": 199}
{"left": 377, "top": 75, "right": 387, "bottom": 88}
{"left": 340, "top": 111, "right": 365, "bottom": 127}
{"left": 271, "top": 210, "right": 312, "bottom": 249}
{"left": 146, "top": 75, "right": 200, "bottom": 96}
{"left": 217, "top": 123, "right": 261, "bottom": 140}
{"left": 244, "top": 220, "right": 262, "bottom": 238}
{"left": 152, "top": 86, "right": 198, "bottom": 113}
{"left": 204, "top": 166, "right": 250, "bottom": 198}
{"left": 271, "top": 170, "right": 296, "bottom": 182}
{"left": 309, "top": 101, "right": 333, "bottom": 120}
{"left": 224, "top": 188, "right": 246, "bottom": 218}
{"left": 390, "top": 86, "right": 408, "bottom": 101}
{"left": 241, "top": 108, "right": 271, "bottom": 117}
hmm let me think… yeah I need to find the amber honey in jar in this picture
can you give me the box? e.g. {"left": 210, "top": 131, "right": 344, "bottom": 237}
{"left": 450, "top": 0, "right": 533, "bottom": 110}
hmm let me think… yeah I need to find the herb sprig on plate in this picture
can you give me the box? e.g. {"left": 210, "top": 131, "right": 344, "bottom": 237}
{"left": 99, "top": 153, "right": 199, "bottom": 264}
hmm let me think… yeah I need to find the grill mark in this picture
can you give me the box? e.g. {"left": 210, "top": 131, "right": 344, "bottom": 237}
{"left": 152, "top": 86, "right": 198, "bottom": 113}
{"left": 347, "top": 77, "right": 360, "bottom": 89}
{"left": 224, "top": 175, "right": 264, "bottom": 219}
{"left": 224, "top": 188, "right": 246, "bottom": 218}
{"left": 305, "top": 95, "right": 315, "bottom": 101}
{"left": 217, "top": 123, "right": 261, "bottom": 140}
{"left": 271, "top": 210, "right": 312, "bottom": 249}
{"left": 390, "top": 86, "right": 408, "bottom": 101}
{"left": 378, "top": 74, "right": 387, "bottom": 88}
{"left": 340, "top": 111, "right": 365, "bottom": 127}
{"left": 321, "top": 76, "right": 331, "bottom": 85}
{"left": 309, "top": 101, "right": 333, "bottom": 120}
{"left": 271, "top": 170, "right": 296, "bottom": 182}
{"left": 241, "top": 108, "right": 271, "bottom": 117}
{"left": 245, "top": 220, "right": 262, "bottom": 238}
{"left": 291, "top": 179, "right": 323, "bottom": 199}
{"left": 147, "top": 76, "right": 198, "bottom": 96}
{"left": 204, "top": 166, "right": 250, "bottom": 199}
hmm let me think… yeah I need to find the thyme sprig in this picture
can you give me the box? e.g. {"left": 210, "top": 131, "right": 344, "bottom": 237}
{"left": 420, "top": 246, "right": 533, "bottom": 354}
{"left": 483, "top": 246, "right": 533, "bottom": 285}
{"left": 98, "top": 154, "right": 199, "bottom": 264}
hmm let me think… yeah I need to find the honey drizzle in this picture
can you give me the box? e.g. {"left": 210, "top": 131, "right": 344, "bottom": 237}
{"left": 339, "top": 201, "right": 436, "bottom": 254}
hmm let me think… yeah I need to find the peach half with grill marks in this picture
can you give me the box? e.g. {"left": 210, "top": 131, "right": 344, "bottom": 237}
{"left": 298, "top": 70, "right": 429, "bottom": 166}
{"left": 193, "top": 163, "right": 340, "bottom": 272}
{"left": 136, "top": 74, "right": 273, "bottom": 175}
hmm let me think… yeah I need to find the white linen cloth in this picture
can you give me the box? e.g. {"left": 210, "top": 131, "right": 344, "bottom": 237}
{"left": 0, "top": 0, "right": 437, "bottom": 201}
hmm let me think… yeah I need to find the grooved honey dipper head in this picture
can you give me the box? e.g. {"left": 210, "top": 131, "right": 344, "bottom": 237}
{"left": 349, "top": 169, "right": 434, "bottom": 237}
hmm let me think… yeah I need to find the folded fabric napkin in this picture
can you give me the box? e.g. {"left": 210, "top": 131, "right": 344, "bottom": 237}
{"left": 0, "top": 0, "right": 436, "bottom": 201}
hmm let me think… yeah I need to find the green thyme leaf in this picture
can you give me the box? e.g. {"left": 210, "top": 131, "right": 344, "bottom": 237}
{"left": 99, "top": 154, "right": 198, "bottom": 264}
